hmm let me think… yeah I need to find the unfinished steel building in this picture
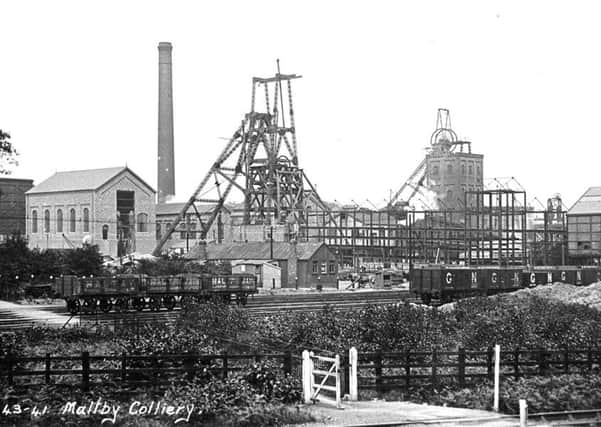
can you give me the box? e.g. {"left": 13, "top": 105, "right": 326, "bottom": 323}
{"left": 300, "top": 110, "right": 567, "bottom": 270}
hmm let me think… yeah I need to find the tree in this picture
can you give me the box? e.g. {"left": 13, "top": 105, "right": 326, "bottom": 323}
{"left": 0, "top": 129, "right": 19, "bottom": 175}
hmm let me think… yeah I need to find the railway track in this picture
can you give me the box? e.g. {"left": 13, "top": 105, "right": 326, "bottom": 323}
{"left": 0, "top": 289, "right": 412, "bottom": 331}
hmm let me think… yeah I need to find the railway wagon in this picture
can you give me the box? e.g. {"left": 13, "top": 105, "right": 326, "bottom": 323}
{"left": 53, "top": 273, "right": 258, "bottom": 314}
{"left": 410, "top": 265, "right": 601, "bottom": 304}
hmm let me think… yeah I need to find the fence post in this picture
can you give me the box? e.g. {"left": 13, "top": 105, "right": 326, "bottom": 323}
{"left": 7, "top": 353, "right": 14, "bottom": 386}
{"left": 587, "top": 348, "right": 593, "bottom": 371}
{"left": 349, "top": 347, "right": 358, "bottom": 401}
{"left": 222, "top": 352, "right": 228, "bottom": 380}
{"left": 375, "top": 350, "right": 383, "bottom": 397}
{"left": 458, "top": 348, "right": 466, "bottom": 388}
{"left": 486, "top": 346, "right": 493, "bottom": 379}
{"left": 284, "top": 351, "right": 292, "bottom": 376}
{"left": 152, "top": 354, "right": 159, "bottom": 388}
{"left": 82, "top": 351, "right": 90, "bottom": 392}
{"left": 538, "top": 349, "right": 547, "bottom": 375}
{"left": 493, "top": 344, "right": 500, "bottom": 412}
{"left": 431, "top": 349, "right": 438, "bottom": 391}
{"left": 514, "top": 348, "right": 520, "bottom": 380}
{"left": 45, "top": 353, "right": 51, "bottom": 384}
{"left": 519, "top": 399, "right": 528, "bottom": 427}
{"left": 302, "top": 350, "right": 312, "bottom": 404}
{"left": 405, "top": 350, "right": 411, "bottom": 390}
{"left": 121, "top": 352, "right": 127, "bottom": 381}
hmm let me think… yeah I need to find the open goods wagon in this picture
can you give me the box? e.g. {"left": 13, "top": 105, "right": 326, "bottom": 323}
{"left": 52, "top": 273, "right": 258, "bottom": 314}
{"left": 410, "top": 265, "right": 601, "bottom": 304}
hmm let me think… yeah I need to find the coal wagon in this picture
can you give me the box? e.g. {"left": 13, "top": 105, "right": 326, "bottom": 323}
{"left": 52, "top": 273, "right": 258, "bottom": 314}
{"left": 410, "top": 265, "right": 601, "bottom": 304}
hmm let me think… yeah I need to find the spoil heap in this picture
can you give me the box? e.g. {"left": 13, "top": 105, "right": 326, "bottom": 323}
{"left": 509, "top": 282, "right": 601, "bottom": 310}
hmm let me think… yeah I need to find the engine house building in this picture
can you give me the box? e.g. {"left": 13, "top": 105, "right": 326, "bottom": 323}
{"left": 25, "top": 167, "right": 155, "bottom": 257}
{"left": 0, "top": 177, "right": 33, "bottom": 243}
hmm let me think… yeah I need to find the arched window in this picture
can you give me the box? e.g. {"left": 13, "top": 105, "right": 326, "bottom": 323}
{"left": 44, "top": 209, "right": 50, "bottom": 233}
{"left": 447, "top": 189, "right": 453, "bottom": 201}
{"left": 432, "top": 165, "right": 439, "bottom": 176}
{"left": 83, "top": 208, "right": 90, "bottom": 232}
{"left": 447, "top": 163, "right": 453, "bottom": 174}
{"left": 102, "top": 224, "right": 109, "bottom": 240}
{"left": 166, "top": 222, "right": 172, "bottom": 239}
{"left": 468, "top": 164, "right": 473, "bottom": 175}
{"left": 69, "top": 208, "right": 76, "bottom": 232}
{"left": 156, "top": 223, "right": 162, "bottom": 240}
{"left": 137, "top": 213, "right": 148, "bottom": 232}
{"left": 461, "top": 164, "right": 466, "bottom": 176}
{"left": 32, "top": 210, "right": 38, "bottom": 233}
{"left": 57, "top": 209, "right": 63, "bottom": 233}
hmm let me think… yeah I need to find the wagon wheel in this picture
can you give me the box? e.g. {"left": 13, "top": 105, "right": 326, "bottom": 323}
{"left": 99, "top": 298, "right": 113, "bottom": 313}
{"left": 68, "top": 299, "right": 81, "bottom": 315}
{"left": 163, "top": 295, "right": 176, "bottom": 311}
{"left": 180, "top": 295, "right": 194, "bottom": 309}
{"left": 115, "top": 297, "right": 129, "bottom": 312}
{"left": 132, "top": 297, "right": 146, "bottom": 311}
{"left": 82, "top": 298, "right": 97, "bottom": 313}
{"left": 149, "top": 296, "right": 161, "bottom": 311}
{"left": 236, "top": 294, "right": 247, "bottom": 306}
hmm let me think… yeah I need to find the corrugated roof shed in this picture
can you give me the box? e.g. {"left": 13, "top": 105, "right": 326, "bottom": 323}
{"left": 568, "top": 187, "right": 601, "bottom": 215}
{"left": 27, "top": 167, "right": 155, "bottom": 194}
{"left": 187, "top": 241, "right": 326, "bottom": 261}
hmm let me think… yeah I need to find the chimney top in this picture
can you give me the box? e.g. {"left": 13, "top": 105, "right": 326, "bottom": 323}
{"left": 158, "top": 42, "right": 172, "bottom": 50}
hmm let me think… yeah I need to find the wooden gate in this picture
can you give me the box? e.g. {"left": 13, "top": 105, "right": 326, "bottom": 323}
{"left": 302, "top": 350, "right": 342, "bottom": 408}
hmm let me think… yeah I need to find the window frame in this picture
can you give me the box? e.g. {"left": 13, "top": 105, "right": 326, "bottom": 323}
{"left": 57, "top": 209, "right": 63, "bottom": 233}
{"left": 69, "top": 208, "right": 76, "bottom": 233}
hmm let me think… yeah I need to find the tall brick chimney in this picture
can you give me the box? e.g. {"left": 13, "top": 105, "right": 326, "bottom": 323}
{"left": 157, "top": 41, "right": 175, "bottom": 204}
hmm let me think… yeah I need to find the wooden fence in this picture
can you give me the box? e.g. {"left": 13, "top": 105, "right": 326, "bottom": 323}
{"left": 352, "top": 348, "right": 601, "bottom": 394}
{"left": 0, "top": 351, "right": 295, "bottom": 390}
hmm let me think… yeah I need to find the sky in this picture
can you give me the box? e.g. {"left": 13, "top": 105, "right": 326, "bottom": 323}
{"left": 1, "top": 0, "right": 601, "bottom": 210}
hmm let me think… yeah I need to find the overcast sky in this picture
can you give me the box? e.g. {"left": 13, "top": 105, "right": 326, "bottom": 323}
{"left": 1, "top": 1, "right": 600, "bottom": 209}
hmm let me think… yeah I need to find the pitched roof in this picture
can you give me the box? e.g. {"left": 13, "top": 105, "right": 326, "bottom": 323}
{"left": 156, "top": 202, "right": 230, "bottom": 216}
{"left": 187, "top": 241, "right": 327, "bottom": 261}
{"left": 568, "top": 187, "right": 601, "bottom": 215}
{"left": 27, "top": 167, "right": 155, "bottom": 194}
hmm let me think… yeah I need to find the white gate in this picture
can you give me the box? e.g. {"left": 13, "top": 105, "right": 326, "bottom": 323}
{"left": 302, "top": 350, "right": 342, "bottom": 408}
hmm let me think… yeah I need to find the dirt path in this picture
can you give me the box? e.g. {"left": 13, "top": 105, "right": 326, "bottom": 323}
{"left": 293, "top": 401, "right": 519, "bottom": 426}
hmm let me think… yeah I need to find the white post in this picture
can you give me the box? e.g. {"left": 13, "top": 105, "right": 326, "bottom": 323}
{"left": 519, "top": 399, "right": 528, "bottom": 427}
{"left": 493, "top": 344, "right": 500, "bottom": 412}
{"left": 349, "top": 347, "right": 358, "bottom": 401}
{"left": 309, "top": 351, "right": 315, "bottom": 398}
{"left": 302, "top": 350, "right": 312, "bottom": 404}
{"left": 335, "top": 354, "right": 341, "bottom": 408}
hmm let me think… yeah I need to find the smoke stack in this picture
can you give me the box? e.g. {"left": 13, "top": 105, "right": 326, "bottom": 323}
{"left": 157, "top": 41, "right": 175, "bottom": 204}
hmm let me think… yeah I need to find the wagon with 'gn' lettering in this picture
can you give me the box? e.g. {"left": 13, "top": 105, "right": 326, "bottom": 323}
{"left": 52, "top": 273, "right": 258, "bottom": 314}
{"left": 410, "top": 265, "right": 601, "bottom": 304}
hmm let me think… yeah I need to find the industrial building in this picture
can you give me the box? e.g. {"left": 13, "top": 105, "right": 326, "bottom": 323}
{"left": 567, "top": 187, "right": 601, "bottom": 264}
{"left": 187, "top": 241, "right": 339, "bottom": 288}
{"left": 0, "top": 177, "right": 33, "bottom": 243}
{"left": 25, "top": 166, "right": 156, "bottom": 257}
{"left": 232, "top": 260, "right": 281, "bottom": 290}
{"left": 155, "top": 202, "right": 228, "bottom": 252}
